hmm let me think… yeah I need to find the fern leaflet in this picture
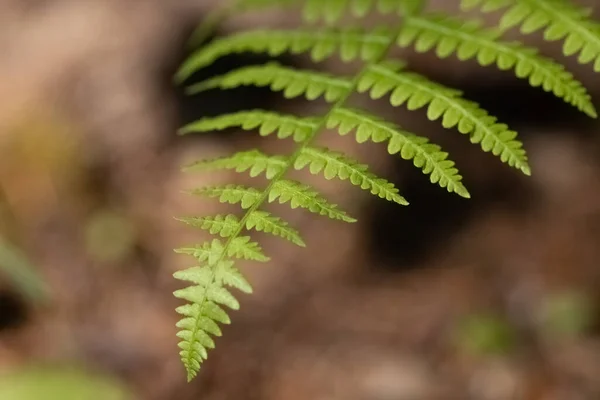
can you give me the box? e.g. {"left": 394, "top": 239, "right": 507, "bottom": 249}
{"left": 398, "top": 13, "right": 597, "bottom": 117}
{"left": 327, "top": 107, "right": 470, "bottom": 196}
{"left": 360, "top": 60, "right": 531, "bottom": 174}
{"left": 462, "top": 0, "right": 600, "bottom": 72}
{"left": 180, "top": 111, "right": 318, "bottom": 142}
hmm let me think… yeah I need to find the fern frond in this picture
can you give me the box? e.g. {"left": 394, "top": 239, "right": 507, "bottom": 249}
{"left": 359, "top": 60, "right": 531, "bottom": 174}
{"left": 269, "top": 179, "right": 357, "bottom": 221}
{"left": 184, "top": 150, "right": 287, "bottom": 179}
{"left": 176, "top": 28, "right": 393, "bottom": 82}
{"left": 190, "top": 185, "right": 261, "bottom": 209}
{"left": 228, "top": 236, "right": 270, "bottom": 261}
{"left": 245, "top": 210, "right": 306, "bottom": 246}
{"left": 327, "top": 107, "right": 470, "bottom": 197}
{"left": 463, "top": 0, "right": 600, "bottom": 72}
{"left": 295, "top": 146, "right": 408, "bottom": 204}
{"left": 177, "top": 215, "right": 240, "bottom": 237}
{"left": 179, "top": 110, "right": 318, "bottom": 143}
{"left": 178, "top": 212, "right": 305, "bottom": 247}
{"left": 189, "top": 181, "right": 355, "bottom": 221}
{"left": 187, "top": 62, "right": 352, "bottom": 102}
{"left": 174, "top": 254, "right": 253, "bottom": 380}
{"left": 398, "top": 14, "right": 596, "bottom": 117}
{"left": 176, "top": 238, "right": 269, "bottom": 263}
{"left": 303, "top": 0, "right": 424, "bottom": 24}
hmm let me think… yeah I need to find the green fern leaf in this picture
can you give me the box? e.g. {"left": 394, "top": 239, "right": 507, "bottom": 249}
{"left": 176, "top": 28, "right": 393, "bottom": 81}
{"left": 174, "top": 238, "right": 225, "bottom": 264}
{"left": 175, "top": 237, "right": 268, "bottom": 262}
{"left": 179, "top": 110, "right": 318, "bottom": 143}
{"left": 178, "top": 212, "right": 305, "bottom": 247}
{"left": 303, "top": 0, "right": 424, "bottom": 24}
{"left": 228, "top": 236, "right": 270, "bottom": 262}
{"left": 269, "top": 179, "right": 357, "bottom": 222}
{"left": 245, "top": 210, "right": 306, "bottom": 247}
{"left": 177, "top": 214, "right": 240, "bottom": 237}
{"left": 398, "top": 14, "right": 596, "bottom": 117}
{"left": 186, "top": 62, "right": 352, "bottom": 102}
{"left": 215, "top": 260, "right": 253, "bottom": 293}
{"left": 295, "top": 146, "right": 409, "bottom": 204}
{"left": 327, "top": 107, "right": 470, "bottom": 197}
{"left": 360, "top": 60, "right": 531, "bottom": 175}
{"left": 184, "top": 150, "right": 287, "bottom": 179}
{"left": 463, "top": 0, "right": 600, "bottom": 72}
{"left": 189, "top": 185, "right": 262, "bottom": 209}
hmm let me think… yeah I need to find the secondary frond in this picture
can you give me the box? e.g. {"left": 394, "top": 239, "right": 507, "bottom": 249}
{"left": 190, "top": 185, "right": 261, "bottom": 209}
{"left": 176, "top": 237, "right": 268, "bottom": 263}
{"left": 177, "top": 215, "right": 240, "bottom": 237}
{"left": 186, "top": 62, "right": 352, "bottom": 102}
{"left": 302, "top": 0, "right": 424, "bottom": 24}
{"left": 295, "top": 146, "right": 408, "bottom": 204}
{"left": 462, "top": 0, "right": 600, "bottom": 72}
{"left": 180, "top": 110, "right": 318, "bottom": 143}
{"left": 184, "top": 150, "right": 287, "bottom": 179}
{"left": 189, "top": 181, "right": 355, "bottom": 221}
{"left": 359, "top": 60, "right": 531, "bottom": 174}
{"left": 398, "top": 13, "right": 596, "bottom": 117}
{"left": 245, "top": 210, "right": 306, "bottom": 246}
{"left": 269, "top": 179, "right": 357, "bottom": 222}
{"left": 327, "top": 107, "right": 470, "bottom": 197}
{"left": 178, "top": 211, "right": 306, "bottom": 247}
{"left": 176, "top": 28, "right": 392, "bottom": 82}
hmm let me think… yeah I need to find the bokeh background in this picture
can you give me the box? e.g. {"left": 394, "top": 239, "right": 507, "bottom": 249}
{"left": 2, "top": 0, "right": 600, "bottom": 399}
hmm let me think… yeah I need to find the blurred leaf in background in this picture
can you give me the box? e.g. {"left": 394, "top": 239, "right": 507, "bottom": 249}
{"left": 0, "top": 366, "right": 132, "bottom": 400}
{"left": 0, "top": 237, "right": 48, "bottom": 304}
{"left": 538, "top": 290, "right": 595, "bottom": 339}
{"left": 454, "top": 312, "right": 517, "bottom": 357}
{"left": 84, "top": 208, "right": 137, "bottom": 264}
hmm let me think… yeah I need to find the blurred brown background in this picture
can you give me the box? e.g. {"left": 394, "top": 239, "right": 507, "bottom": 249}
{"left": 2, "top": 0, "right": 600, "bottom": 399}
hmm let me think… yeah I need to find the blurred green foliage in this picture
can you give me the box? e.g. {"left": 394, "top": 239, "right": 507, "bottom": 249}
{"left": 0, "top": 237, "right": 48, "bottom": 304}
{"left": 84, "top": 209, "right": 137, "bottom": 264}
{"left": 455, "top": 312, "right": 516, "bottom": 356}
{"left": 0, "top": 367, "right": 131, "bottom": 400}
{"left": 539, "top": 290, "right": 595, "bottom": 339}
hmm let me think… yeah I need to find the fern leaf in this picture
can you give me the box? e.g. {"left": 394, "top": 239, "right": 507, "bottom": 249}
{"left": 228, "top": 236, "right": 270, "bottom": 262}
{"left": 179, "top": 212, "right": 305, "bottom": 247}
{"left": 189, "top": 185, "right": 261, "bottom": 209}
{"left": 295, "top": 146, "right": 409, "bottom": 204}
{"left": 215, "top": 260, "right": 253, "bottom": 293}
{"left": 175, "top": 239, "right": 225, "bottom": 264}
{"left": 360, "top": 60, "right": 531, "bottom": 175}
{"left": 186, "top": 62, "right": 352, "bottom": 102}
{"left": 245, "top": 210, "right": 306, "bottom": 247}
{"left": 398, "top": 14, "right": 596, "bottom": 117}
{"left": 303, "top": 0, "right": 424, "bottom": 24}
{"left": 179, "top": 110, "right": 318, "bottom": 143}
{"left": 177, "top": 214, "right": 240, "bottom": 237}
{"left": 268, "top": 179, "right": 357, "bottom": 222}
{"left": 463, "top": 0, "right": 600, "bottom": 72}
{"left": 327, "top": 107, "right": 470, "bottom": 197}
{"left": 184, "top": 150, "right": 287, "bottom": 179}
{"left": 176, "top": 28, "right": 393, "bottom": 81}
